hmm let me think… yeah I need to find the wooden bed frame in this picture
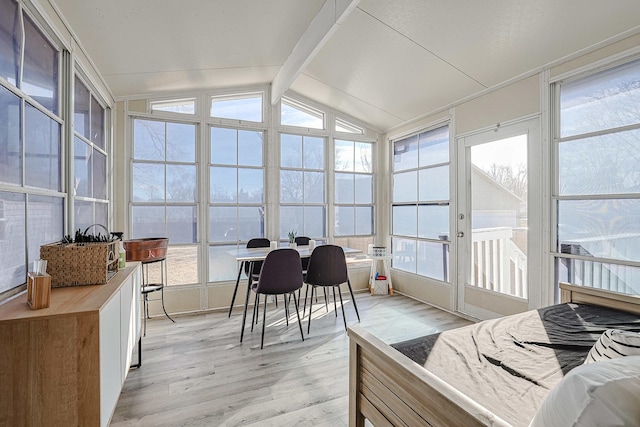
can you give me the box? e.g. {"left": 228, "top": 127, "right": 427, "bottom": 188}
{"left": 348, "top": 283, "right": 640, "bottom": 427}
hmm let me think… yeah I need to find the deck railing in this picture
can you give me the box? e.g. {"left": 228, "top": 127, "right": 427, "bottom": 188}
{"left": 471, "top": 227, "right": 528, "bottom": 298}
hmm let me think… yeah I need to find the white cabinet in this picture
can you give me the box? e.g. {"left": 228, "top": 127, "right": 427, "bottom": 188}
{"left": 0, "top": 262, "right": 141, "bottom": 427}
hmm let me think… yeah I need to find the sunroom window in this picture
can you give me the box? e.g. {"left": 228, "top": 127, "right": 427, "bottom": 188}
{"left": 211, "top": 93, "right": 262, "bottom": 122}
{"left": 335, "top": 117, "right": 364, "bottom": 135}
{"left": 554, "top": 58, "right": 640, "bottom": 296}
{"left": 281, "top": 97, "right": 324, "bottom": 129}
{"left": 151, "top": 98, "right": 196, "bottom": 115}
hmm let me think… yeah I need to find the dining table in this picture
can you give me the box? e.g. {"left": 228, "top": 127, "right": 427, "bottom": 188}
{"left": 226, "top": 245, "right": 362, "bottom": 319}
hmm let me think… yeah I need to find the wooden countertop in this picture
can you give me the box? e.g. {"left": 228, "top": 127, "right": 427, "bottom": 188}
{"left": 0, "top": 262, "right": 141, "bottom": 323}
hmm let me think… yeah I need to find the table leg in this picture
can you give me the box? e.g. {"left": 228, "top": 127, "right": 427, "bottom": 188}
{"left": 228, "top": 261, "right": 244, "bottom": 317}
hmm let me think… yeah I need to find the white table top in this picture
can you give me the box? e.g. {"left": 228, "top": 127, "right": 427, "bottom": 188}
{"left": 227, "top": 245, "right": 361, "bottom": 262}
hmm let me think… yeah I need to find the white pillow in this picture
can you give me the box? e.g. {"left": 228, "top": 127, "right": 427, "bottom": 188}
{"left": 529, "top": 356, "right": 640, "bottom": 427}
{"left": 584, "top": 329, "right": 640, "bottom": 364}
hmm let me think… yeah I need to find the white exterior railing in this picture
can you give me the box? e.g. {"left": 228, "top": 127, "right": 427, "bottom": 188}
{"left": 471, "top": 227, "right": 527, "bottom": 298}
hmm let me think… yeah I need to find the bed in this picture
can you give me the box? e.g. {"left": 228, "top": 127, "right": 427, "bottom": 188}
{"left": 347, "top": 283, "right": 640, "bottom": 427}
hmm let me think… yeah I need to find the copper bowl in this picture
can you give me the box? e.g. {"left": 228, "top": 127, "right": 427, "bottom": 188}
{"left": 124, "top": 238, "right": 169, "bottom": 263}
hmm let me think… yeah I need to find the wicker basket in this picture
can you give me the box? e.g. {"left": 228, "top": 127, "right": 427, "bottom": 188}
{"left": 40, "top": 241, "right": 119, "bottom": 288}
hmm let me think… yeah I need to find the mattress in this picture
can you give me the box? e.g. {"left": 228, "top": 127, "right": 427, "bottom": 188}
{"left": 391, "top": 303, "right": 640, "bottom": 426}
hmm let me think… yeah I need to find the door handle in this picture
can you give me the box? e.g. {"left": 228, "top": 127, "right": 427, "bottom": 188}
{"left": 457, "top": 231, "right": 464, "bottom": 238}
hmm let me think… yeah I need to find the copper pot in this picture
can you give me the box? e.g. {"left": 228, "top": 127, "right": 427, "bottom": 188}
{"left": 124, "top": 238, "right": 169, "bottom": 263}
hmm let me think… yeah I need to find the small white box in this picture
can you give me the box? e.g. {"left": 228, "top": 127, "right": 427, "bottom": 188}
{"left": 373, "top": 279, "right": 388, "bottom": 295}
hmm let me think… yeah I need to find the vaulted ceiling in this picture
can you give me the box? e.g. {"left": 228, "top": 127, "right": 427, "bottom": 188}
{"left": 51, "top": 0, "right": 640, "bottom": 132}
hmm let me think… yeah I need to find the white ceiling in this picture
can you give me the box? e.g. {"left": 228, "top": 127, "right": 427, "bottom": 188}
{"left": 51, "top": 0, "right": 640, "bottom": 132}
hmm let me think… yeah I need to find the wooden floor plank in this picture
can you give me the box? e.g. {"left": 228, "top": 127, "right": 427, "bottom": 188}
{"left": 111, "top": 292, "right": 471, "bottom": 426}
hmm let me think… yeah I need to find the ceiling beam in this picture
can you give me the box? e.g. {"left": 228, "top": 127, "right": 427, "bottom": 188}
{"left": 271, "top": 0, "right": 360, "bottom": 105}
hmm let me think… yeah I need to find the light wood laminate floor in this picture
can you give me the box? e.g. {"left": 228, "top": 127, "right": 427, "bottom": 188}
{"left": 111, "top": 291, "right": 472, "bottom": 426}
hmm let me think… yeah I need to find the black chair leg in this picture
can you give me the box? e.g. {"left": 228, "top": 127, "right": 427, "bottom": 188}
{"left": 240, "top": 281, "right": 252, "bottom": 343}
{"left": 252, "top": 293, "right": 259, "bottom": 332}
{"left": 293, "top": 292, "right": 304, "bottom": 343}
{"left": 228, "top": 261, "right": 244, "bottom": 317}
{"left": 333, "top": 286, "right": 337, "bottom": 317}
{"left": 303, "top": 284, "right": 310, "bottom": 316}
{"left": 338, "top": 288, "right": 347, "bottom": 330}
{"left": 347, "top": 279, "right": 360, "bottom": 322}
{"left": 260, "top": 295, "right": 267, "bottom": 349}
{"left": 307, "top": 285, "right": 315, "bottom": 334}
{"left": 284, "top": 294, "right": 289, "bottom": 326}
{"left": 324, "top": 287, "right": 329, "bottom": 312}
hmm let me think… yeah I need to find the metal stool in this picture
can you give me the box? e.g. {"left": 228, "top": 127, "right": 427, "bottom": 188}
{"left": 141, "top": 257, "right": 175, "bottom": 335}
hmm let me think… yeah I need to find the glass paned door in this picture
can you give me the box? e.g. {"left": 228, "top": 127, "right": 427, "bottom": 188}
{"left": 457, "top": 119, "right": 539, "bottom": 319}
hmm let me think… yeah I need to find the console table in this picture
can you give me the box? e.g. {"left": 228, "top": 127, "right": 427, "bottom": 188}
{"left": 0, "top": 262, "right": 141, "bottom": 427}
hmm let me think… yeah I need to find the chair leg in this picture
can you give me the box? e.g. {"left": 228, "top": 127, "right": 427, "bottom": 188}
{"left": 284, "top": 294, "right": 289, "bottom": 326}
{"left": 240, "top": 281, "right": 252, "bottom": 343}
{"left": 347, "top": 279, "right": 361, "bottom": 322}
{"left": 324, "top": 287, "right": 329, "bottom": 312}
{"left": 251, "top": 293, "right": 259, "bottom": 332}
{"left": 333, "top": 286, "right": 338, "bottom": 317}
{"left": 260, "top": 294, "right": 267, "bottom": 349}
{"left": 303, "top": 284, "right": 310, "bottom": 316}
{"left": 307, "top": 285, "right": 315, "bottom": 334}
{"left": 228, "top": 261, "right": 244, "bottom": 317}
{"left": 338, "top": 287, "right": 348, "bottom": 330}
{"left": 293, "top": 292, "right": 304, "bottom": 343}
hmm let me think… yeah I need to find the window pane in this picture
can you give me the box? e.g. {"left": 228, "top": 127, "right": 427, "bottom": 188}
{"left": 280, "top": 206, "right": 303, "bottom": 239}
{"left": 355, "top": 175, "right": 373, "bottom": 204}
{"left": 559, "top": 129, "right": 640, "bottom": 196}
{"left": 561, "top": 59, "right": 640, "bottom": 138}
{"left": 92, "top": 149, "right": 106, "bottom": 199}
{"left": 355, "top": 142, "right": 373, "bottom": 173}
{"left": 95, "top": 202, "right": 108, "bottom": 230}
{"left": 419, "top": 166, "right": 449, "bottom": 201}
{"left": 393, "top": 171, "right": 417, "bottom": 202}
{"left": 74, "top": 76, "right": 90, "bottom": 139}
{"left": 23, "top": 15, "right": 58, "bottom": 114}
{"left": 25, "top": 104, "right": 60, "bottom": 191}
{"left": 211, "top": 93, "right": 262, "bottom": 122}
{"left": 336, "top": 173, "right": 354, "bottom": 204}
{"left": 303, "top": 136, "right": 324, "bottom": 169}
{"left": 90, "top": 96, "right": 104, "bottom": 149}
{"left": 558, "top": 199, "right": 640, "bottom": 262}
{"left": 393, "top": 135, "right": 418, "bottom": 171}
{"left": 0, "top": 86, "right": 22, "bottom": 185}
{"left": 237, "top": 206, "right": 264, "bottom": 241}
{"left": 134, "top": 119, "right": 164, "bottom": 161}
{"left": 418, "top": 205, "right": 449, "bottom": 239}
{"left": 281, "top": 98, "right": 323, "bottom": 129}
{"left": 165, "top": 246, "right": 198, "bottom": 285}
{"left": 393, "top": 205, "right": 417, "bottom": 237}
{"left": 304, "top": 206, "right": 325, "bottom": 238}
{"left": 209, "top": 206, "right": 237, "bottom": 242}
{"left": 74, "top": 137, "right": 91, "bottom": 197}
{"left": 210, "top": 127, "right": 237, "bottom": 165}
{"left": 304, "top": 171, "right": 324, "bottom": 203}
{"left": 238, "top": 130, "right": 262, "bottom": 166}
{"left": 335, "top": 140, "right": 354, "bottom": 171}
{"left": 166, "top": 164, "right": 196, "bottom": 202}
{"left": 27, "top": 195, "right": 63, "bottom": 263}
{"left": 131, "top": 206, "right": 165, "bottom": 238}
{"left": 166, "top": 206, "right": 196, "bottom": 244}
{"left": 209, "top": 245, "right": 240, "bottom": 282}
{"left": 392, "top": 238, "right": 416, "bottom": 274}
{"left": 0, "top": 191, "right": 26, "bottom": 293}
{"left": 417, "top": 241, "right": 449, "bottom": 282}
{"left": 335, "top": 206, "right": 354, "bottom": 236}
{"left": 355, "top": 206, "right": 373, "bottom": 235}
{"left": 281, "top": 134, "right": 302, "bottom": 168}
{"left": 133, "top": 163, "right": 164, "bottom": 202}
{"left": 210, "top": 166, "right": 237, "bottom": 203}
{"left": 166, "top": 122, "right": 195, "bottom": 162}
{"left": 280, "top": 170, "right": 303, "bottom": 203}
{"left": 238, "top": 168, "right": 263, "bottom": 203}
{"left": 418, "top": 127, "right": 449, "bottom": 167}
{"left": 556, "top": 258, "right": 640, "bottom": 295}
{"left": 74, "top": 200, "right": 93, "bottom": 234}
{"left": 151, "top": 98, "right": 196, "bottom": 115}
{"left": 0, "top": 0, "right": 20, "bottom": 86}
